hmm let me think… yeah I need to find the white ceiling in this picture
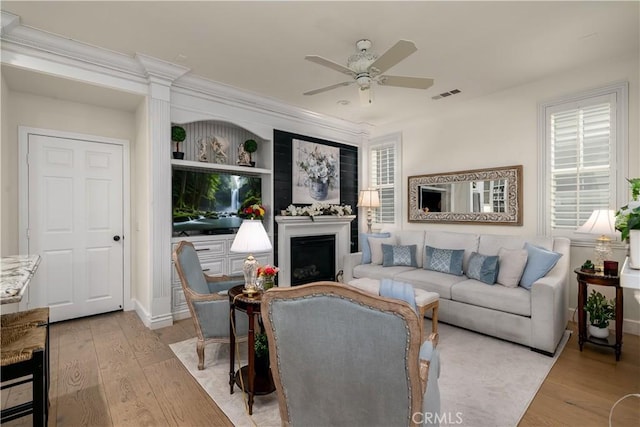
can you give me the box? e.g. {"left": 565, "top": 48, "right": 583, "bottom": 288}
{"left": 2, "top": 1, "right": 638, "bottom": 127}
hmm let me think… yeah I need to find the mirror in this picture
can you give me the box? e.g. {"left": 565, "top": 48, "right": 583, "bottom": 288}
{"left": 408, "top": 165, "right": 523, "bottom": 225}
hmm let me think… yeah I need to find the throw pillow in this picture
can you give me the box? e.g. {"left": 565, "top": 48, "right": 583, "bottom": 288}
{"left": 382, "top": 244, "right": 418, "bottom": 267}
{"left": 466, "top": 252, "right": 500, "bottom": 285}
{"left": 423, "top": 245, "right": 464, "bottom": 276}
{"left": 368, "top": 236, "right": 396, "bottom": 265}
{"left": 359, "top": 232, "right": 392, "bottom": 264}
{"left": 379, "top": 278, "right": 417, "bottom": 312}
{"left": 519, "top": 243, "right": 562, "bottom": 290}
{"left": 497, "top": 247, "right": 528, "bottom": 288}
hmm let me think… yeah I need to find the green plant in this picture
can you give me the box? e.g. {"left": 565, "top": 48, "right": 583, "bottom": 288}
{"left": 243, "top": 139, "right": 258, "bottom": 154}
{"left": 628, "top": 178, "right": 640, "bottom": 202}
{"left": 584, "top": 290, "right": 615, "bottom": 328}
{"left": 615, "top": 205, "right": 640, "bottom": 241}
{"left": 172, "top": 125, "right": 186, "bottom": 152}
{"left": 581, "top": 260, "right": 595, "bottom": 271}
{"left": 254, "top": 332, "right": 269, "bottom": 359}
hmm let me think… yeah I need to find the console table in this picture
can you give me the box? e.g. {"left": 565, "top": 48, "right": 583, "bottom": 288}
{"left": 228, "top": 285, "right": 275, "bottom": 415}
{"left": 575, "top": 268, "right": 623, "bottom": 361}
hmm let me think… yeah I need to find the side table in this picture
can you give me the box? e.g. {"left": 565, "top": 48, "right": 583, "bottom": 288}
{"left": 575, "top": 268, "right": 623, "bottom": 361}
{"left": 228, "top": 285, "right": 275, "bottom": 415}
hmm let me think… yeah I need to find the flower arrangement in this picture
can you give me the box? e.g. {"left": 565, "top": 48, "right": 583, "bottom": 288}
{"left": 297, "top": 146, "right": 339, "bottom": 189}
{"left": 258, "top": 264, "right": 279, "bottom": 279}
{"left": 284, "top": 203, "right": 352, "bottom": 219}
{"left": 238, "top": 196, "right": 265, "bottom": 220}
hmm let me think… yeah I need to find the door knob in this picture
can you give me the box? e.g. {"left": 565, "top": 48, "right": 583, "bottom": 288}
{"left": 113, "top": 235, "right": 121, "bottom": 242}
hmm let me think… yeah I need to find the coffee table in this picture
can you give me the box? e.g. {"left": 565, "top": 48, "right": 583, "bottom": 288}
{"left": 228, "top": 285, "right": 275, "bottom": 415}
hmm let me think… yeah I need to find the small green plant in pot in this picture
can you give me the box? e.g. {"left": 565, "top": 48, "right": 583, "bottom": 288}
{"left": 581, "top": 259, "right": 595, "bottom": 273}
{"left": 254, "top": 332, "right": 269, "bottom": 374}
{"left": 172, "top": 125, "right": 186, "bottom": 159}
{"left": 243, "top": 139, "right": 258, "bottom": 167}
{"left": 584, "top": 290, "right": 615, "bottom": 339}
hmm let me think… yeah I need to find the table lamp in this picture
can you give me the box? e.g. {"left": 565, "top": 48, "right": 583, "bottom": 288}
{"left": 230, "top": 219, "right": 272, "bottom": 296}
{"left": 576, "top": 209, "right": 617, "bottom": 270}
{"left": 358, "top": 189, "right": 380, "bottom": 233}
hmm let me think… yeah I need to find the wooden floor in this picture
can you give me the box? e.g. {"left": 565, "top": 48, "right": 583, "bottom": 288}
{"left": 1, "top": 311, "right": 638, "bottom": 426}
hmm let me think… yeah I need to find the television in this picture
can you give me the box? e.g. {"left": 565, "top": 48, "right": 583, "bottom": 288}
{"left": 172, "top": 169, "right": 261, "bottom": 236}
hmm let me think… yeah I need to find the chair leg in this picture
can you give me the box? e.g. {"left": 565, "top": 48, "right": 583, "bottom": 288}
{"left": 197, "top": 340, "right": 205, "bottom": 370}
{"left": 33, "top": 349, "right": 46, "bottom": 427}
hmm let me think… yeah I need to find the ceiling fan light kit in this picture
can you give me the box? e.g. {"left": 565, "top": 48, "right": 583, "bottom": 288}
{"left": 304, "top": 39, "right": 434, "bottom": 102}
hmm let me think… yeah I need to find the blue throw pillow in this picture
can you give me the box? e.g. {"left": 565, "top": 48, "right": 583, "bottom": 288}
{"left": 466, "top": 252, "right": 500, "bottom": 285}
{"left": 359, "top": 232, "right": 391, "bottom": 264}
{"left": 379, "top": 278, "right": 417, "bottom": 312}
{"left": 381, "top": 244, "right": 418, "bottom": 267}
{"left": 519, "top": 243, "right": 562, "bottom": 290}
{"left": 423, "top": 245, "right": 464, "bottom": 276}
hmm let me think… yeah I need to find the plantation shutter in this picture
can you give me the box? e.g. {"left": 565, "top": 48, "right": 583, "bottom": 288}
{"left": 550, "top": 96, "right": 614, "bottom": 230}
{"left": 370, "top": 143, "right": 396, "bottom": 223}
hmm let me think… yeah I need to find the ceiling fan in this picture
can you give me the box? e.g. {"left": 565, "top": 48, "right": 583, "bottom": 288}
{"left": 303, "top": 39, "right": 434, "bottom": 102}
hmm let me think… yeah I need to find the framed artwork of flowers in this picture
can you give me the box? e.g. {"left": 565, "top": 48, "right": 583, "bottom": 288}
{"left": 292, "top": 139, "right": 340, "bottom": 204}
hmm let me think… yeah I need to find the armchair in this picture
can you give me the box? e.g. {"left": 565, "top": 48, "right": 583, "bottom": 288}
{"left": 173, "top": 241, "right": 249, "bottom": 370}
{"left": 261, "top": 281, "right": 441, "bottom": 427}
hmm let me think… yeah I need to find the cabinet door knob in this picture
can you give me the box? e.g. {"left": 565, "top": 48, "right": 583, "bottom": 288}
{"left": 113, "top": 235, "right": 121, "bottom": 242}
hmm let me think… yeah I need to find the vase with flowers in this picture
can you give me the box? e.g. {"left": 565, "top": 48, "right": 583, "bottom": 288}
{"left": 238, "top": 196, "right": 265, "bottom": 220}
{"left": 257, "top": 264, "right": 279, "bottom": 290}
{"left": 297, "top": 147, "right": 339, "bottom": 201}
{"left": 615, "top": 178, "right": 640, "bottom": 269}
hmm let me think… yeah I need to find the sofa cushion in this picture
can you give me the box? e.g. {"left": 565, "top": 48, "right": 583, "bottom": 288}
{"left": 353, "top": 263, "right": 416, "bottom": 281}
{"left": 395, "top": 269, "right": 467, "bottom": 300}
{"left": 520, "top": 243, "right": 562, "bottom": 290}
{"left": 369, "top": 236, "right": 396, "bottom": 265}
{"left": 424, "top": 246, "right": 464, "bottom": 276}
{"left": 425, "top": 231, "right": 479, "bottom": 272}
{"left": 466, "top": 252, "right": 499, "bottom": 285}
{"left": 478, "top": 234, "right": 554, "bottom": 255}
{"left": 359, "top": 232, "right": 391, "bottom": 264}
{"left": 496, "top": 247, "right": 528, "bottom": 288}
{"left": 382, "top": 244, "right": 418, "bottom": 267}
{"left": 451, "top": 279, "right": 532, "bottom": 317}
{"left": 394, "top": 231, "right": 426, "bottom": 268}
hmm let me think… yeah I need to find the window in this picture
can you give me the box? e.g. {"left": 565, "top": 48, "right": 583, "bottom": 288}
{"left": 369, "top": 133, "right": 401, "bottom": 225}
{"left": 538, "top": 82, "right": 628, "bottom": 238}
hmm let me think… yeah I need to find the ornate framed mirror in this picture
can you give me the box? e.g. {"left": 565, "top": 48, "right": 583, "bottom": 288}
{"left": 408, "top": 165, "right": 523, "bottom": 225}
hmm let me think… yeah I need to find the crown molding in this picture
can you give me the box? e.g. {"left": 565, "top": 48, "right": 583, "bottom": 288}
{"left": 135, "top": 53, "right": 190, "bottom": 83}
{"left": 0, "top": 11, "right": 20, "bottom": 35}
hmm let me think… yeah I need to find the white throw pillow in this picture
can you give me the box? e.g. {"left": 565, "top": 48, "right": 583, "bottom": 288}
{"left": 497, "top": 247, "right": 528, "bottom": 288}
{"left": 368, "top": 236, "right": 396, "bottom": 265}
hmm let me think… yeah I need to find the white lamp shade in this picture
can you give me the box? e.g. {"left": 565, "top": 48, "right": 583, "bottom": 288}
{"left": 576, "top": 209, "right": 617, "bottom": 236}
{"left": 230, "top": 220, "right": 273, "bottom": 253}
{"left": 357, "top": 189, "right": 380, "bottom": 208}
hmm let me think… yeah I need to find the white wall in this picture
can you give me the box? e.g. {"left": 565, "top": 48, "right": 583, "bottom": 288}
{"left": 375, "top": 53, "right": 640, "bottom": 329}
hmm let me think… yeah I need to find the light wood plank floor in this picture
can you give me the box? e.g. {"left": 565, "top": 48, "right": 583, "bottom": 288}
{"left": 1, "top": 311, "right": 638, "bottom": 426}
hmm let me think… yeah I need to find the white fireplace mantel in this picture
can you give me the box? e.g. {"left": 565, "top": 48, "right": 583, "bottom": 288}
{"left": 275, "top": 215, "right": 356, "bottom": 287}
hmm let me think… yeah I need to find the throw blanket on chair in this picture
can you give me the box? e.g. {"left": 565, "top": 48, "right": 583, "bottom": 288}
{"left": 379, "top": 278, "right": 417, "bottom": 312}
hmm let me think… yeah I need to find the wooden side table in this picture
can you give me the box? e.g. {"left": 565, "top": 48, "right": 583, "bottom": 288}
{"left": 575, "top": 268, "right": 623, "bottom": 361}
{"left": 228, "top": 285, "right": 275, "bottom": 415}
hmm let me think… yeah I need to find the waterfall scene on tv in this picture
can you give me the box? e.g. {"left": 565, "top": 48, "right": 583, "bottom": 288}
{"left": 172, "top": 169, "right": 261, "bottom": 235}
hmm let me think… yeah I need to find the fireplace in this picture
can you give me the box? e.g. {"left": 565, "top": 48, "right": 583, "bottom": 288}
{"left": 290, "top": 235, "right": 336, "bottom": 286}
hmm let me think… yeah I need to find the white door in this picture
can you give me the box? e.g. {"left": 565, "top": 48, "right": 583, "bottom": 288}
{"left": 27, "top": 134, "right": 124, "bottom": 322}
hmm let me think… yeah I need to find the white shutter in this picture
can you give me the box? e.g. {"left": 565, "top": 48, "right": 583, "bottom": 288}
{"left": 370, "top": 143, "right": 396, "bottom": 223}
{"left": 550, "top": 98, "right": 613, "bottom": 230}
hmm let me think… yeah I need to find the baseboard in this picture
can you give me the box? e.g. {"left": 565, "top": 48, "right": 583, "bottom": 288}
{"left": 172, "top": 309, "right": 191, "bottom": 322}
{"left": 566, "top": 307, "right": 640, "bottom": 336}
{"left": 133, "top": 300, "right": 174, "bottom": 330}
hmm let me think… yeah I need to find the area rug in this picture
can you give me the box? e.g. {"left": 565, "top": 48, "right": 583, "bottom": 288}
{"left": 170, "top": 322, "right": 570, "bottom": 427}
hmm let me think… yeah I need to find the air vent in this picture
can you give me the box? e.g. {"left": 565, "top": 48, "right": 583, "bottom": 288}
{"left": 432, "top": 89, "right": 462, "bottom": 100}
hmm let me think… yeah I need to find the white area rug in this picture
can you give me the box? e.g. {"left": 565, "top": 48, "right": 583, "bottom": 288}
{"left": 170, "top": 322, "right": 570, "bottom": 427}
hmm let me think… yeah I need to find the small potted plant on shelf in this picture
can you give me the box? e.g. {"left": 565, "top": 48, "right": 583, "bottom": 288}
{"left": 243, "top": 139, "right": 258, "bottom": 167}
{"left": 584, "top": 290, "right": 615, "bottom": 339}
{"left": 615, "top": 177, "right": 640, "bottom": 269}
{"left": 580, "top": 259, "right": 596, "bottom": 273}
{"left": 172, "top": 125, "right": 186, "bottom": 160}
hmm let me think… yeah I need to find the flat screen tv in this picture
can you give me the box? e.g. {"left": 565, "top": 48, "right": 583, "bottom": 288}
{"left": 172, "top": 169, "right": 261, "bottom": 236}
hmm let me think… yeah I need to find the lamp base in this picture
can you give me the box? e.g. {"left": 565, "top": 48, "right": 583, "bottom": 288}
{"left": 242, "top": 288, "right": 260, "bottom": 297}
{"left": 594, "top": 235, "right": 613, "bottom": 271}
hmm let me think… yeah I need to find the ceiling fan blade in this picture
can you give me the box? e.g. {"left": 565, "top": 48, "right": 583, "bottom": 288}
{"left": 303, "top": 81, "right": 354, "bottom": 96}
{"left": 378, "top": 75, "right": 434, "bottom": 90}
{"left": 369, "top": 40, "right": 417, "bottom": 74}
{"left": 305, "top": 55, "right": 354, "bottom": 76}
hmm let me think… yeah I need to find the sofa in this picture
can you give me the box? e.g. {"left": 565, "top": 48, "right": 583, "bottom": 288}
{"left": 342, "top": 230, "right": 570, "bottom": 355}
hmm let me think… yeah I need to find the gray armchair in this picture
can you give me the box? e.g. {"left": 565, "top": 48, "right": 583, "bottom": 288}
{"left": 173, "top": 241, "right": 249, "bottom": 370}
{"left": 261, "top": 281, "right": 441, "bottom": 427}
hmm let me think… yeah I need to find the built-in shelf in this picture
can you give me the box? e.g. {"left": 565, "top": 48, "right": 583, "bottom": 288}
{"left": 171, "top": 159, "right": 272, "bottom": 176}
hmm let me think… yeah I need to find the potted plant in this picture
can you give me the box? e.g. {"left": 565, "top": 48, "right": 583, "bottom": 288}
{"left": 243, "top": 139, "right": 258, "bottom": 167}
{"left": 615, "top": 177, "right": 640, "bottom": 269}
{"left": 580, "top": 259, "right": 595, "bottom": 273}
{"left": 172, "top": 125, "right": 186, "bottom": 159}
{"left": 584, "top": 290, "right": 615, "bottom": 339}
{"left": 254, "top": 332, "right": 269, "bottom": 374}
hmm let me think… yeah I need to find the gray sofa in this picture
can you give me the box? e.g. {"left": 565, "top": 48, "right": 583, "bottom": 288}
{"left": 343, "top": 230, "right": 570, "bottom": 355}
